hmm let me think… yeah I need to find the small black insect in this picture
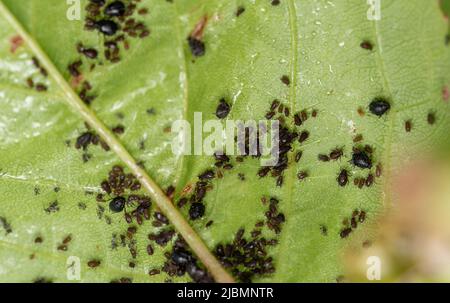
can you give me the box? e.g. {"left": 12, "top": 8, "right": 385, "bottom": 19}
{"left": 258, "top": 167, "right": 270, "bottom": 178}
{"left": 82, "top": 48, "right": 98, "bottom": 59}
{"left": 188, "top": 36, "right": 205, "bottom": 57}
{"left": 359, "top": 210, "right": 366, "bottom": 223}
{"left": 365, "top": 174, "right": 374, "bottom": 187}
{"left": 280, "top": 75, "right": 290, "bottom": 86}
{"left": 216, "top": 98, "right": 231, "bottom": 119}
{"left": 96, "top": 20, "right": 119, "bottom": 36}
{"left": 276, "top": 175, "right": 283, "bottom": 187}
{"left": 171, "top": 248, "right": 193, "bottom": 265}
{"left": 369, "top": 98, "right": 390, "bottom": 116}
{"left": 427, "top": 112, "right": 436, "bottom": 125}
{"left": 295, "top": 151, "right": 303, "bottom": 162}
{"left": 271, "top": 99, "right": 280, "bottom": 111}
{"left": 87, "top": 260, "right": 101, "bottom": 268}
{"left": 405, "top": 120, "right": 412, "bottom": 132}
{"left": 337, "top": 169, "right": 348, "bottom": 187}
{"left": 236, "top": 6, "right": 245, "bottom": 17}
{"left": 297, "top": 171, "right": 308, "bottom": 181}
{"left": 298, "top": 131, "right": 309, "bottom": 143}
{"left": 330, "top": 148, "right": 343, "bottom": 160}
{"left": 189, "top": 203, "right": 205, "bottom": 220}
{"left": 109, "top": 196, "right": 126, "bottom": 213}
{"left": 104, "top": 1, "right": 126, "bottom": 17}
{"left": 340, "top": 228, "right": 352, "bottom": 239}
{"left": 360, "top": 41, "right": 373, "bottom": 50}
{"left": 294, "top": 113, "right": 302, "bottom": 126}
{"left": 352, "top": 151, "right": 372, "bottom": 169}
{"left": 199, "top": 170, "right": 215, "bottom": 180}
{"left": 265, "top": 111, "right": 275, "bottom": 119}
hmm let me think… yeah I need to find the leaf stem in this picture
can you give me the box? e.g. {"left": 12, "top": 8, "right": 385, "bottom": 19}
{"left": 0, "top": 0, "right": 234, "bottom": 283}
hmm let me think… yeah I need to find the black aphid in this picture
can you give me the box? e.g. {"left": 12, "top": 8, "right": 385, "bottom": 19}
{"left": 87, "top": 260, "right": 101, "bottom": 268}
{"left": 427, "top": 112, "right": 436, "bottom": 125}
{"left": 171, "top": 248, "right": 193, "bottom": 265}
{"left": 96, "top": 20, "right": 119, "bottom": 36}
{"left": 104, "top": 1, "right": 126, "bottom": 17}
{"left": 188, "top": 37, "right": 205, "bottom": 57}
{"left": 75, "top": 132, "right": 92, "bottom": 150}
{"left": 359, "top": 211, "right": 366, "bottom": 223}
{"left": 109, "top": 196, "right": 126, "bottom": 212}
{"left": 236, "top": 6, "right": 245, "bottom": 17}
{"left": 82, "top": 48, "right": 98, "bottom": 59}
{"left": 271, "top": 99, "right": 280, "bottom": 111}
{"left": 280, "top": 75, "right": 290, "bottom": 86}
{"left": 294, "top": 113, "right": 302, "bottom": 126}
{"left": 297, "top": 171, "right": 308, "bottom": 181}
{"left": 198, "top": 170, "right": 215, "bottom": 180}
{"left": 340, "top": 228, "right": 352, "bottom": 239}
{"left": 405, "top": 120, "right": 412, "bottom": 132}
{"left": 276, "top": 175, "right": 283, "bottom": 187}
{"left": 365, "top": 174, "right": 374, "bottom": 187}
{"left": 360, "top": 41, "right": 373, "bottom": 50}
{"left": 330, "top": 148, "right": 343, "bottom": 160}
{"left": 295, "top": 151, "right": 303, "bottom": 162}
{"left": 189, "top": 203, "right": 205, "bottom": 220}
{"left": 369, "top": 98, "right": 390, "bottom": 116}
{"left": 216, "top": 98, "right": 230, "bottom": 119}
{"left": 298, "top": 131, "right": 309, "bottom": 143}
{"left": 352, "top": 151, "right": 372, "bottom": 169}
{"left": 337, "top": 169, "right": 348, "bottom": 187}
{"left": 258, "top": 167, "right": 270, "bottom": 178}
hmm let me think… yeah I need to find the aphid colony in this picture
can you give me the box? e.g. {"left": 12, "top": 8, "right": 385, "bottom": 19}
{"left": 64, "top": 0, "right": 150, "bottom": 106}
{"left": 96, "top": 165, "right": 153, "bottom": 226}
{"left": 160, "top": 235, "right": 213, "bottom": 283}
{"left": 212, "top": 196, "right": 284, "bottom": 282}
{"left": 91, "top": 164, "right": 213, "bottom": 282}
{"left": 176, "top": 167, "right": 219, "bottom": 221}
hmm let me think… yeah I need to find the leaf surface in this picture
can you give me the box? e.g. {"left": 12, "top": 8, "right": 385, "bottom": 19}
{"left": 0, "top": 0, "right": 449, "bottom": 282}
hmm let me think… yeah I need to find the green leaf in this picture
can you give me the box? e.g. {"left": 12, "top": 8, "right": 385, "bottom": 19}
{"left": 0, "top": 0, "right": 449, "bottom": 283}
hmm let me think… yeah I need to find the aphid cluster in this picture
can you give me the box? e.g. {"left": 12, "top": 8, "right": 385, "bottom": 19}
{"left": 74, "top": 123, "right": 110, "bottom": 162}
{"left": 25, "top": 57, "right": 48, "bottom": 92}
{"left": 176, "top": 168, "right": 220, "bottom": 221}
{"left": 161, "top": 235, "right": 214, "bottom": 282}
{"left": 214, "top": 226, "right": 278, "bottom": 283}
{"left": 264, "top": 197, "right": 285, "bottom": 234}
{"left": 339, "top": 210, "right": 366, "bottom": 239}
{"left": 260, "top": 101, "right": 303, "bottom": 186}
{"left": 67, "top": 0, "right": 150, "bottom": 106}
{"left": 84, "top": 0, "right": 150, "bottom": 42}
{"left": 98, "top": 165, "right": 151, "bottom": 226}
{"left": 216, "top": 98, "right": 231, "bottom": 119}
